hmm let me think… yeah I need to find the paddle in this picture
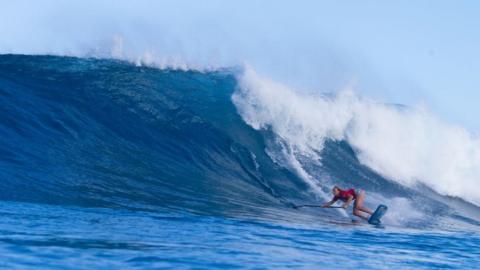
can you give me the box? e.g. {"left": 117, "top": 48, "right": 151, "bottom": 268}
{"left": 293, "top": 204, "right": 344, "bottom": 209}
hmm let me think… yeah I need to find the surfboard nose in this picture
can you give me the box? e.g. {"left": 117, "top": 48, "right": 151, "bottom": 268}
{"left": 368, "top": 205, "right": 388, "bottom": 225}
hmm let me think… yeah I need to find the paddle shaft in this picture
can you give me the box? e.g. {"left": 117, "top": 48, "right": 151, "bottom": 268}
{"left": 295, "top": 204, "right": 344, "bottom": 209}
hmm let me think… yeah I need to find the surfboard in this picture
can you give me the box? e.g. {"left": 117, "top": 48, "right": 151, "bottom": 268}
{"left": 368, "top": 205, "right": 388, "bottom": 225}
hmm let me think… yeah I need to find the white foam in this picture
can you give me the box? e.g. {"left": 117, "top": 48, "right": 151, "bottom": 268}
{"left": 232, "top": 68, "right": 480, "bottom": 206}
{"left": 381, "top": 197, "right": 424, "bottom": 226}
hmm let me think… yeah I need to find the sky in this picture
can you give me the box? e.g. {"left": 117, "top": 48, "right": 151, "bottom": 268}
{"left": 1, "top": 0, "right": 479, "bottom": 131}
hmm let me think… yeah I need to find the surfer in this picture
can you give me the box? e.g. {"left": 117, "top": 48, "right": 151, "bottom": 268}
{"left": 322, "top": 186, "right": 373, "bottom": 221}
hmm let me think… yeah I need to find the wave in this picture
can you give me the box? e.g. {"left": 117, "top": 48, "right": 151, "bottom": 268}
{"left": 0, "top": 54, "right": 478, "bottom": 229}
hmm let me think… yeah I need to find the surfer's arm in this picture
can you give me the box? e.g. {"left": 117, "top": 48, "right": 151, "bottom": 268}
{"left": 341, "top": 195, "right": 354, "bottom": 209}
{"left": 322, "top": 198, "right": 338, "bottom": 208}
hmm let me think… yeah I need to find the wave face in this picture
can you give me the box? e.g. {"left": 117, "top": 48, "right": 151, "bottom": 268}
{"left": 0, "top": 54, "right": 310, "bottom": 218}
{"left": 0, "top": 55, "right": 479, "bottom": 229}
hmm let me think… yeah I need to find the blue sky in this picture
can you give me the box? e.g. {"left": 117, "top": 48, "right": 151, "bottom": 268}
{"left": 306, "top": 1, "right": 480, "bottom": 131}
{"left": 1, "top": 0, "right": 479, "bottom": 131}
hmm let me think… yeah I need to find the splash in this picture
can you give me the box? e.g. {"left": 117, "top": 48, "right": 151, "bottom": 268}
{"left": 233, "top": 68, "right": 480, "bottom": 206}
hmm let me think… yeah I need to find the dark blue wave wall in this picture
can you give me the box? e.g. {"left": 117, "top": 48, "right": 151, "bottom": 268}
{"left": 2, "top": 55, "right": 474, "bottom": 227}
{"left": 0, "top": 55, "right": 311, "bottom": 217}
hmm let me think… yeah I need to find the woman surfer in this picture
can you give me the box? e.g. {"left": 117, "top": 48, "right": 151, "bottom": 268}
{"left": 322, "top": 186, "right": 373, "bottom": 221}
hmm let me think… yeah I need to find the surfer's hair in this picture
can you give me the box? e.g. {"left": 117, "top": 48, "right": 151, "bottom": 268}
{"left": 332, "top": 186, "right": 341, "bottom": 192}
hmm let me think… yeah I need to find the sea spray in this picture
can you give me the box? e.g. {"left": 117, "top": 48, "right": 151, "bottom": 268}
{"left": 233, "top": 67, "right": 480, "bottom": 206}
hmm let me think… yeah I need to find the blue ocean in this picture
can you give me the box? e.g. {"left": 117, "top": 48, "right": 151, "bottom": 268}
{"left": 0, "top": 54, "right": 479, "bottom": 269}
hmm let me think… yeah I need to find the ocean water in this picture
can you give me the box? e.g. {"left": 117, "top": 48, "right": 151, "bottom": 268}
{"left": 0, "top": 55, "right": 479, "bottom": 269}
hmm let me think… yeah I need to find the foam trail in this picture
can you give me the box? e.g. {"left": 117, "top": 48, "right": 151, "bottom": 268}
{"left": 381, "top": 197, "right": 424, "bottom": 226}
{"left": 233, "top": 67, "right": 480, "bottom": 206}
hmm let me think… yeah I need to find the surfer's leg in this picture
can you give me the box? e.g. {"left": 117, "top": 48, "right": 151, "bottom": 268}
{"left": 359, "top": 206, "right": 373, "bottom": 215}
{"left": 353, "top": 208, "right": 369, "bottom": 221}
{"left": 353, "top": 194, "right": 369, "bottom": 220}
{"left": 355, "top": 191, "right": 373, "bottom": 215}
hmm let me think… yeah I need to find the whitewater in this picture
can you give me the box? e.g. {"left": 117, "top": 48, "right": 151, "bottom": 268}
{"left": 234, "top": 68, "right": 480, "bottom": 206}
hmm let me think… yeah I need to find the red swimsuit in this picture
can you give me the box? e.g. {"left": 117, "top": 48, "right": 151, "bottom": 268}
{"left": 334, "top": 189, "right": 357, "bottom": 202}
